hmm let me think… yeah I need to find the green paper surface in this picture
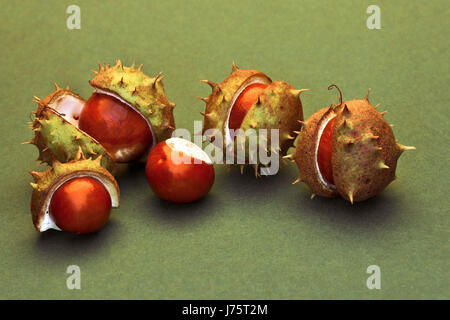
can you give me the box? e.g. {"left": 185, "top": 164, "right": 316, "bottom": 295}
{"left": 0, "top": 0, "right": 448, "bottom": 299}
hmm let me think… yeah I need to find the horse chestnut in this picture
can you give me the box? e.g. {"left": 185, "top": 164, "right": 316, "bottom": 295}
{"left": 291, "top": 85, "right": 415, "bottom": 203}
{"left": 50, "top": 176, "right": 112, "bottom": 234}
{"left": 145, "top": 138, "right": 214, "bottom": 203}
{"left": 200, "top": 63, "right": 306, "bottom": 175}
{"left": 79, "top": 92, "right": 153, "bottom": 163}
{"left": 29, "top": 149, "right": 120, "bottom": 233}
{"left": 228, "top": 83, "right": 268, "bottom": 131}
{"left": 317, "top": 117, "right": 335, "bottom": 185}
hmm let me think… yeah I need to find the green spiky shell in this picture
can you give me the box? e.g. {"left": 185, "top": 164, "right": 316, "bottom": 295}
{"left": 25, "top": 86, "right": 116, "bottom": 173}
{"left": 30, "top": 150, "right": 120, "bottom": 232}
{"left": 89, "top": 60, "right": 176, "bottom": 144}
{"left": 293, "top": 88, "right": 415, "bottom": 203}
{"left": 201, "top": 63, "right": 306, "bottom": 168}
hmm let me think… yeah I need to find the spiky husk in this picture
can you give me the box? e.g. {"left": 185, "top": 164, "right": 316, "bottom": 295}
{"left": 331, "top": 99, "right": 405, "bottom": 202}
{"left": 89, "top": 60, "right": 176, "bottom": 144}
{"left": 200, "top": 63, "right": 305, "bottom": 168}
{"left": 293, "top": 88, "right": 414, "bottom": 203}
{"left": 30, "top": 149, "right": 119, "bottom": 232}
{"left": 25, "top": 86, "right": 116, "bottom": 172}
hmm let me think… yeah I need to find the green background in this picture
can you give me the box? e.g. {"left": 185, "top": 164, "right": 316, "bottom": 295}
{"left": 0, "top": 0, "right": 448, "bottom": 299}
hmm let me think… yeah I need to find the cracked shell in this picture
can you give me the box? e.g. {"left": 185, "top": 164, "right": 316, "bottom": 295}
{"left": 200, "top": 62, "right": 306, "bottom": 175}
{"left": 292, "top": 85, "right": 415, "bottom": 203}
{"left": 89, "top": 59, "right": 176, "bottom": 150}
{"left": 25, "top": 85, "right": 116, "bottom": 172}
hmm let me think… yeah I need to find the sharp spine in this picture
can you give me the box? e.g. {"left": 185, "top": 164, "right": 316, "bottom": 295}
{"left": 348, "top": 191, "right": 354, "bottom": 204}
{"left": 291, "top": 89, "right": 310, "bottom": 97}
{"left": 378, "top": 161, "right": 390, "bottom": 169}
{"left": 397, "top": 144, "right": 416, "bottom": 152}
{"left": 232, "top": 61, "right": 239, "bottom": 72}
{"left": 200, "top": 80, "right": 217, "bottom": 88}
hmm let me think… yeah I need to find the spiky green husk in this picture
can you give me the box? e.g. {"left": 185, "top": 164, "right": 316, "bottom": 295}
{"left": 201, "top": 63, "right": 305, "bottom": 169}
{"left": 90, "top": 60, "right": 176, "bottom": 144}
{"left": 292, "top": 87, "right": 415, "bottom": 203}
{"left": 202, "top": 67, "right": 270, "bottom": 138}
{"left": 30, "top": 149, "right": 120, "bottom": 232}
{"left": 25, "top": 86, "right": 116, "bottom": 172}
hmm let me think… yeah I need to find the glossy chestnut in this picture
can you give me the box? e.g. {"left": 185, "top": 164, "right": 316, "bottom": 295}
{"left": 79, "top": 92, "right": 153, "bottom": 163}
{"left": 145, "top": 138, "right": 214, "bottom": 203}
{"left": 228, "top": 83, "right": 268, "bottom": 131}
{"left": 49, "top": 176, "right": 112, "bottom": 234}
{"left": 317, "top": 117, "right": 335, "bottom": 184}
